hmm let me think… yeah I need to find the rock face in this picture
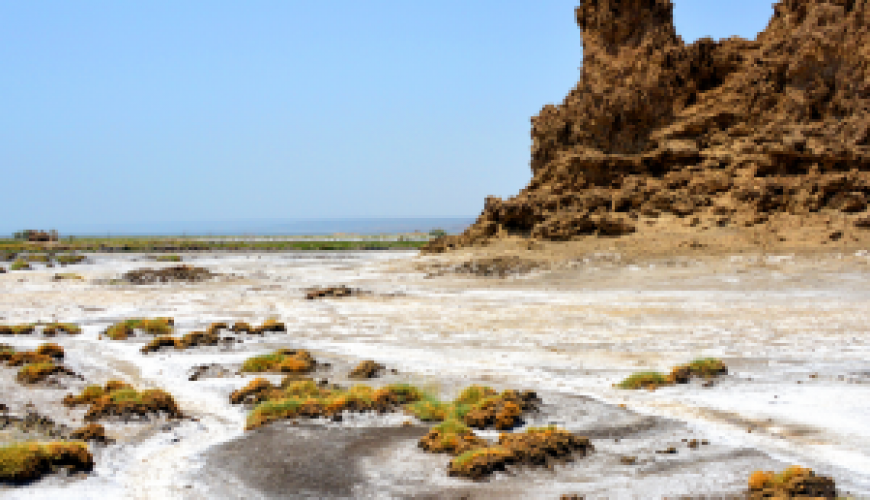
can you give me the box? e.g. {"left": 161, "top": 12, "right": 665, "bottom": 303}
{"left": 425, "top": 0, "right": 870, "bottom": 252}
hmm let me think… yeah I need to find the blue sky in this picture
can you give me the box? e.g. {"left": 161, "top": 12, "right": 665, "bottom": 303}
{"left": 0, "top": 1, "right": 775, "bottom": 234}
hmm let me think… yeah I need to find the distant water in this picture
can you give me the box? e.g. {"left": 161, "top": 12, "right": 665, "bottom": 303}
{"left": 18, "top": 217, "right": 476, "bottom": 237}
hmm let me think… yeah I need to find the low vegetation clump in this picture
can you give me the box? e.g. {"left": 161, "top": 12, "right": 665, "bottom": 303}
{"left": 418, "top": 419, "right": 488, "bottom": 455}
{"left": 617, "top": 371, "right": 670, "bottom": 390}
{"left": 63, "top": 381, "right": 129, "bottom": 407}
{"left": 56, "top": 255, "right": 86, "bottom": 265}
{"left": 230, "top": 378, "right": 284, "bottom": 405}
{"left": 677, "top": 358, "right": 728, "bottom": 379}
{"left": 240, "top": 349, "right": 316, "bottom": 374}
{"left": 239, "top": 382, "right": 424, "bottom": 430}
{"left": 140, "top": 336, "right": 181, "bottom": 354}
{"left": 205, "top": 322, "right": 228, "bottom": 335}
{"left": 463, "top": 390, "right": 538, "bottom": 431}
{"left": 23, "top": 254, "right": 50, "bottom": 263}
{"left": 42, "top": 323, "right": 81, "bottom": 336}
{"left": 3, "top": 351, "right": 53, "bottom": 367}
{"left": 154, "top": 255, "right": 182, "bottom": 262}
{"left": 177, "top": 330, "right": 219, "bottom": 348}
{"left": 349, "top": 360, "right": 385, "bottom": 379}
{"left": 16, "top": 362, "right": 69, "bottom": 384}
{"left": 747, "top": 466, "right": 837, "bottom": 499}
{"left": 403, "top": 394, "right": 461, "bottom": 422}
{"left": 447, "top": 426, "right": 593, "bottom": 480}
{"left": 140, "top": 330, "right": 220, "bottom": 353}
{"left": 35, "top": 343, "right": 64, "bottom": 359}
{"left": 9, "top": 259, "right": 31, "bottom": 271}
{"left": 305, "top": 286, "right": 363, "bottom": 300}
{"left": 103, "top": 317, "right": 174, "bottom": 340}
{"left": 404, "top": 386, "right": 539, "bottom": 431}
{"left": 1, "top": 344, "right": 53, "bottom": 364}
{"left": 63, "top": 382, "right": 183, "bottom": 422}
{"left": 229, "top": 320, "right": 286, "bottom": 335}
{"left": 1, "top": 345, "right": 78, "bottom": 384}
{"left": 230, "top": 322, "right": 252, "bottom": 334}
{"left": 0, "top": 324, "right": 36, "bottom": 336}
{"left": 52, "top": 273, "right": 84, "bottom": 281}
{"left": 254, "top": 319, "right": 286, "bottom": 334}
{"left": 70, "top": 423, "right": 112, "bottom": 444}
{"left": 103, "top": 322, "right": 134, "bottom": 340}
{"left": 0, "top": 442, "right": 94, "bottom": 483}
{"left": 0, "top": 344, "right": 14, "bottom": 361}
{"left": 618, "top": 358, "right": 728, "bottom": 390}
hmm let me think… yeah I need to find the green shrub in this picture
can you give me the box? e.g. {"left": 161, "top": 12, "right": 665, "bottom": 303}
{"left": 455, "top": 385, "right": 497, "bottom": 405}
{"left": 43, "top": 323, "right": 81, "bottom": 335}
{"left": 53, "top": 273, "right": 84, "bottom": 281}
{"left": 9, "top": 259, "right": 30, "bottom": 271}
{"left": 241, "top": 353, "right": 286, "bottom": 372}
{"left": 56, "top": 255, "right": 86, "bottom": 265}
{"left": 102, "top": 318, "right": 173, "bottom": 340}
{"left": 685, "top": 358, "right": 728, "bottom": 378}
{"left": 0, "top": 442, "right": 93, "bottom": 483}
{"left": 16, "top": 363, "right": 60, "bottom": 383}
{"left": 617, "top": 371, "right": 669, "bottom": 390}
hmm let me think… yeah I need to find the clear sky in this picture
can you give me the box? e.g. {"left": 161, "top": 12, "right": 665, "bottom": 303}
{"left": 0, "top": 0, "right": 776, "bottom": 233}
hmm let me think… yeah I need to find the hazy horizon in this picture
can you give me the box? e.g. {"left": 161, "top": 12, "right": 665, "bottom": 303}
{"left": 1, "top": 216, "right": 476, "bottom": 238}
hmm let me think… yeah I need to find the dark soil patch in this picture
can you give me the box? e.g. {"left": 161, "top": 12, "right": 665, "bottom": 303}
{"left": 203, "top": 423, "right": 425, "bottom": 498}
{"left": 305, "top": 286, "right": 367, "bottom": 300}
{"left": 188, "top": 363, "right": 236, "bottom": 381}
{"left": 120, "top": 265, "right": 217, "bottom": 284}
{"left": 0, "top": 411, "right": 73, "bottom": 439}
{"left": 444, "top": 256, "right": 541, "bottom": 278}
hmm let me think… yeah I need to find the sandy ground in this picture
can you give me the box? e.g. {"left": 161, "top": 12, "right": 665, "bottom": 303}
{"left": 0, "top": 244, "right": 869, "bottom": 499}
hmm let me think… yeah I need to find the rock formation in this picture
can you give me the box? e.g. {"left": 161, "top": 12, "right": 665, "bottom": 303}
{"left": 425, "top": 0, "right": 870, "bottom": 252}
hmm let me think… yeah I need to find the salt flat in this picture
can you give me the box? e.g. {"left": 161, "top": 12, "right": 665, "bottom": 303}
{"left": 1, "top": 250, "right": 868, "bottom": 498}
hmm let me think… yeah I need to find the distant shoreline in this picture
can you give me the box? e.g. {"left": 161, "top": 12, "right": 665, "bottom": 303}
{"left": 1, "top": 217, "right": 476, "bottom": 239}
{"left": 0, "top": 237, "right": 428, "bottom": 254}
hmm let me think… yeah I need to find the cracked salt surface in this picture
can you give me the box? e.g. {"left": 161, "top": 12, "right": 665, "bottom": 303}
{"left": 1, "top": 250, "right": 870, "bottom": 498}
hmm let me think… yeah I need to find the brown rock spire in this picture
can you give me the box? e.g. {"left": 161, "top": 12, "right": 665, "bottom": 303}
{"left": 425, "top": 1, "right": 870, "bottom": 252}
